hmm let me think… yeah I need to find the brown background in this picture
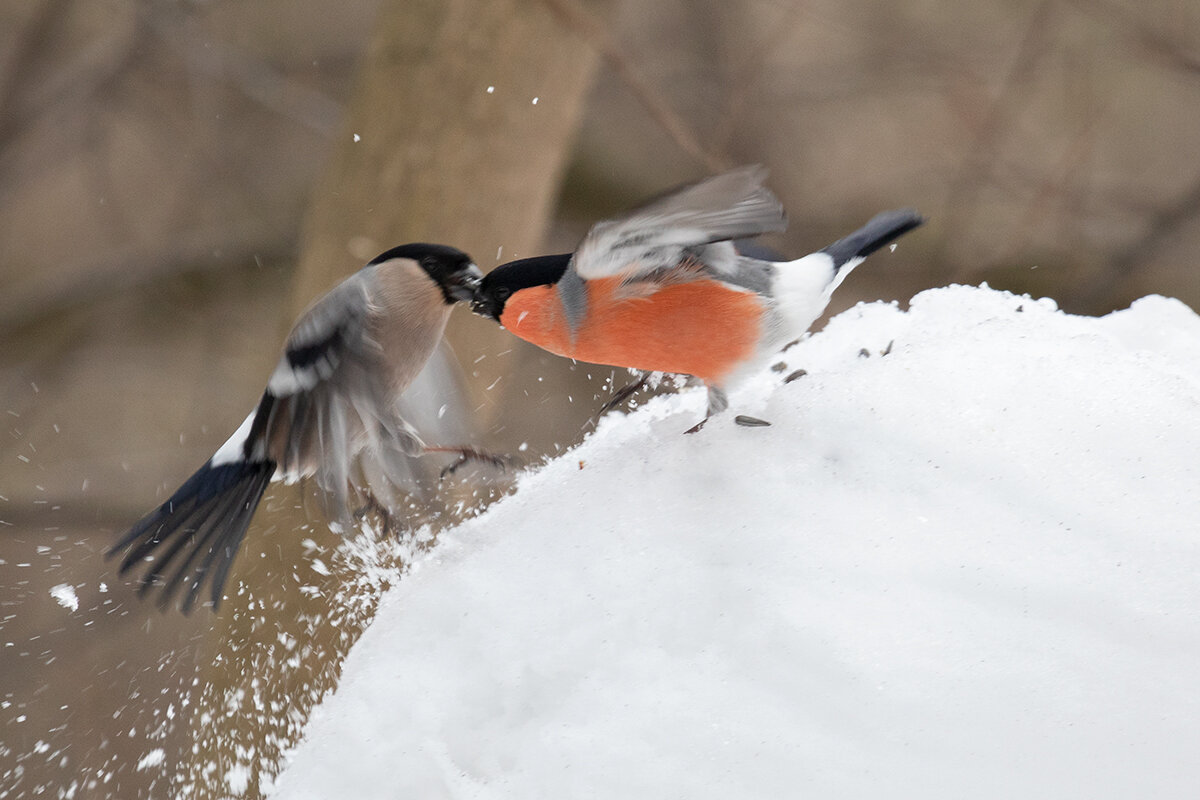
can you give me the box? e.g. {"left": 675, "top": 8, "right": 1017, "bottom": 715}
{"left": 2, "top": 0, "right": 1198, "bottom": 796}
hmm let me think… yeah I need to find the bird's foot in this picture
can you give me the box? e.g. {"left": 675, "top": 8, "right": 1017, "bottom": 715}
{"left": 598, "top": 373, "right": 649, "bottom": 416}
{"left": 353, "top": 493, "right": 396, "bottom": 537}
{"left": 428, "top": 446, "right": 512, "bottom": 479}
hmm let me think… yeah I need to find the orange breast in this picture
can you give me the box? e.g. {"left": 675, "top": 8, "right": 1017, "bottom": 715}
{"left": 499, "top": 277, "right": 764, "bottom": 384}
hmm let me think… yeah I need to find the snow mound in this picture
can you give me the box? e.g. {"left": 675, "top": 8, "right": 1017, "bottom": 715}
{"left": 270, "top": 285, "right": 1200, "bottom": 799}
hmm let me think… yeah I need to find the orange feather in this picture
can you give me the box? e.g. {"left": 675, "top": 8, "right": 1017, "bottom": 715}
{"left": 500, "top": 277, "right": 764, "bottom": 384}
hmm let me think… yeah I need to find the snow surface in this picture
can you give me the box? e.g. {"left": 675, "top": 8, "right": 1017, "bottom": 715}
{"left": 269, "top": 285, "right": 1200, "bottom": 799}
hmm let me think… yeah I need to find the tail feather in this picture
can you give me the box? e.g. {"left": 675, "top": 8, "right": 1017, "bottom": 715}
{"left": 768, "top": 208, "right": 923, "bottom": 348}
{"left": 821, "top": 208, "right": 924, "bottom": 272}
{"left": 155, "top": 466, "right": 264, "bottom": 613}
{"left": 111, "top": 458, "right": 275, "bottom": 612}
{"left": 182, "top": 469, "right": 270, "bottom": 613}
{"left": 131, "top": 497, "right": 217, "bottom": 596}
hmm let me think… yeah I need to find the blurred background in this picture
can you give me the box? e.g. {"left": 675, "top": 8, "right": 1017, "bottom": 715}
{"left": 2, "top": 0, "right": 1198, "bottom": 796}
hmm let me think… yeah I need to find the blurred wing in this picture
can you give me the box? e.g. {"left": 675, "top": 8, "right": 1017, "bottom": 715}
{"left": 111, "top": 265, "right": 443, "bottom": 612}
{"left": 106, "top": 273, "right": 380, "bottom": 613}
{"left": 254, "top": 268, "right": 423, "bottom": 513}
{"left": 571, "top": 165, "right": 787, "bottom": 282}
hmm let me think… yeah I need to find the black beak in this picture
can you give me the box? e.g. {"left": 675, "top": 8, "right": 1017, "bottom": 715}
{"left": 444, "top": 263, "right": 483, "bottom": 303}
{"left": 470, "top": 288, "right": 498, "bottom": 321}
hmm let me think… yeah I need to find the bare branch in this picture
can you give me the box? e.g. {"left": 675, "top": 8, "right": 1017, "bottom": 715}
{"left": 1074, "top": 176, "right": 1200, "bottom": 310}
{"left": 0, "top": 226, "right": 294, "bottom": 335}
{"left": 541, "top": 0, "right": 729, "bottom": 172}
{"left": 709, "top": 2, "right": 809, "bottom": 153}
{"left": 1067, "top": 0, "right": 1200, "bottom": 76}
{"left": 0, "top": 0, "right": 73, "bottom": 137}
{"left": 933, "top": 0, "right": 1059, "bottom": 283}
{"left": 148, "top": 13, "right": 343, "bottom": 138}
{"left": 0, "top": 0, "right": 144, "bottom": 193}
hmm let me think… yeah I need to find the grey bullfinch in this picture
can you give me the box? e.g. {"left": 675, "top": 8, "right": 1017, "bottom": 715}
{"left": 112, "top": 243, "right": 494, "bottom": 612}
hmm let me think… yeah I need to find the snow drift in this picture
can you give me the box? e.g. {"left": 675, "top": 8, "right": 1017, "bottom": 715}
{"left": 268, "top": 285, "right": 1200, "bottom": 799}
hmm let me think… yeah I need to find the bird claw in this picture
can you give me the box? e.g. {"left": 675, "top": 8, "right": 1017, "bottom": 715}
{"left": 439, "top": 455, "right": 469, "bottom": 480}
{"left": 437, "top": 447, "right": 512, "bottom": 480}
{"left": 353, "top": 494, "right": 397, "bottom": 537}
{"left": 683, "top": 418, "right": 707, "bottom": 435}
{"left": 598, "top": 374, "right": 649, "bottom": 415}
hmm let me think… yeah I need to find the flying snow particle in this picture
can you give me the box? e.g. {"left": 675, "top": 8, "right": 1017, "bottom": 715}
{"left": 136, "top": 749, "right": 165, "bottom": 772}
{"left": 226, "top": 764, "right": 251, "bottom": 794}
{"left": 49, "top": 584, "right": 78, "bottom": 612}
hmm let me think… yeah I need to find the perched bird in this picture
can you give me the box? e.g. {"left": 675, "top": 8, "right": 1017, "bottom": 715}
{"left": 471, "top": 166, "right": 923, "bottom": 429}
{"left": 111, "top": 243, "right": 492, "bottom": 612}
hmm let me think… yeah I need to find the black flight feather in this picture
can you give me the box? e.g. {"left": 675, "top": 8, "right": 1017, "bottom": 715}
{"left": 110, "top": 456, "right": 275, "bottom": 612}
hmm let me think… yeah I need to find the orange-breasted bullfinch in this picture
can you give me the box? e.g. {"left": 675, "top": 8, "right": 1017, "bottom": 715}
{"left": 471, "top": 166, "right": 924, "bottom": 428}
{"left": 111, "top": 243, "right": 494, "bottom": 613}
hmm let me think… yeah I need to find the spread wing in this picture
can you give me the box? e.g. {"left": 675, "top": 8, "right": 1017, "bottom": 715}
{"left": 109, "top": 273, "right": 391, "bottom": 612}
{"left": 570, "top": 165, "right": 787, "bottom": 282}
{"left": 253, "top": 267, "right": 430, "bottom": 514}
{"left": 112, "top": 264, "right": 457, "bottom": 612}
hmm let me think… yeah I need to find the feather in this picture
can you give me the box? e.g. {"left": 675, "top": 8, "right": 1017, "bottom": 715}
{"left": 572, "top": 166, "right": 786, "bottom": 281}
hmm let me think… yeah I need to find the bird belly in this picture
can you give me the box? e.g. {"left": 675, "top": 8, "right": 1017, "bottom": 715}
{"left": 501, "top": 278, "right": 764, "bottom": 384}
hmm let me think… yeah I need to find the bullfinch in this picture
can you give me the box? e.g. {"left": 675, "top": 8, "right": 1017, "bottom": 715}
{"left": 471, "top": 166, "right": 923, "bottom": 428}
{"left": 111, "top": 243, "right": 492, "bottom": 612}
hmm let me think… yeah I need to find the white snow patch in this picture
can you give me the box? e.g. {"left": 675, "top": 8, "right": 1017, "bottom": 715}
{"left": 270, "top": 286, "right": 1200, "bottom": 800}
{"left": 135, "top": 748, "right": 165, "bottom": 772}
{"left": 49, "top": 584, "right": 78, "bottom": 612}
{"left": 226, "top": 763, "right": 252, "bottom": 794}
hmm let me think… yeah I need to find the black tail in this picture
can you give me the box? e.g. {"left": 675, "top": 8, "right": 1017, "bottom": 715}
{"left": 110, "top": 458, "right": 275, "bottom": 613}
{"left": 821, "top": 209, "right": 924, "bottom": 271}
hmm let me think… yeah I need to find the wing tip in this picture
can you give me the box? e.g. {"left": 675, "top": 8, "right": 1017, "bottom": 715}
{"left": 112, "top": 458, "right": 274, "bottom": 613}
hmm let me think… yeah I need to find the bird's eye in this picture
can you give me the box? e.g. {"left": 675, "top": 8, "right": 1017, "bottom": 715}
{"left": 495, "top": 287, "right": 512, "bottom": 301}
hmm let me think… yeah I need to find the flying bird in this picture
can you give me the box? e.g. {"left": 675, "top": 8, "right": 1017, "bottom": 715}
{"left": 471, "top": 166, "right": 922, "bottom": 429}
{"left": 112, "top": 243, "right": 493, "bottom": 612}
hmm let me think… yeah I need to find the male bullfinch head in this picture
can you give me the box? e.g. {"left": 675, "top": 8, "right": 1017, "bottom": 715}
{"left": 469, "top": 166, "right": 923, "bottom": 424}
{"left": 472, "top": 253, "right": 571, "bottom": 322}
{"left": 110, "top": 242, "right": 498, "bottom": 613}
